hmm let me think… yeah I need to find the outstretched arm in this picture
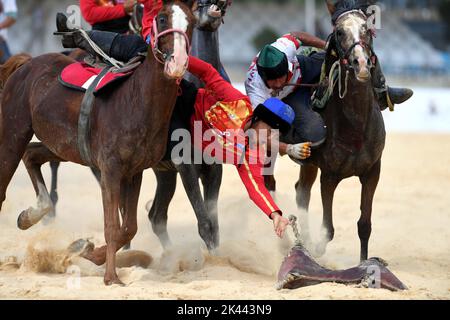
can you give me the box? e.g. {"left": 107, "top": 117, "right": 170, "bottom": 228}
{"left": 290, "top": 31, "right": 327, "bottom": 49}
{"left": 236, "top": 160, "right": 290, "bottom": 238}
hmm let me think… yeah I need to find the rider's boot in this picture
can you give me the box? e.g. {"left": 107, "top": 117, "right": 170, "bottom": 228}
{"left": 372, "top": 60, "right": 413, "bottom": 111}
{"left": 55, "top": 13, "right": 118, "bottom": 59}
{"left": 311, "top": 56, "right": 413, "bottom": 112}
{"left": 56, "top": 13, "right": 148, "bottom": 63}
{"left": 311, "top": 77, "right": 329, "bottom": 111}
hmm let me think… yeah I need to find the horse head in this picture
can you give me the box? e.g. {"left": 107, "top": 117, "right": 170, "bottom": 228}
{"left": 194, "top": 0, "right": 229, "bottom": 32}
{"left": 151, "top": 0, "right": 197, "bottom": 79}
{"left": 331, "top": 11, "right": 375, "bottom": 83}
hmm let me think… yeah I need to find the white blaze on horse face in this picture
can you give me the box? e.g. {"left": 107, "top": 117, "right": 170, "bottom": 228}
{"left": 341, "top": 14, "right": 370, "bottom": 81}
{"left": 165, "top": 4, "right": 189, "bottom": 79}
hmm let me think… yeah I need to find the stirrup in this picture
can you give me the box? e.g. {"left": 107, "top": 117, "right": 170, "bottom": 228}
{"left": 53, "top": 31, "right": 78, "bottom": 36}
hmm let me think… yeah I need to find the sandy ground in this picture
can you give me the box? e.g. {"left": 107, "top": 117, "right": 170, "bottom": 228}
{"left": 0, "top": 133, "right": 449, "bottom": 300}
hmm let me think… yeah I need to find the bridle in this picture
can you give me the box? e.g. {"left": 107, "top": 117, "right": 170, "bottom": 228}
{"left": 151, "top": 16, "right": 191, "bottom": 65}
{"left": 332, "top": 10, "right": 377, "bottom": 70}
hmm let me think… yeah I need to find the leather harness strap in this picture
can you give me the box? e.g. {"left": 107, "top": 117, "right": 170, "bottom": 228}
{"left": 77, "top": 66, "right": 111, "bottom": 167}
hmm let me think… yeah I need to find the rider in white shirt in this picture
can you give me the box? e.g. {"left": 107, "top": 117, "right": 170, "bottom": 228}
{"left": 246, "top": 32, "right": 329, "bottom": 149}
{"left": 0, "top": 0, "right": 17, "bottom": 63}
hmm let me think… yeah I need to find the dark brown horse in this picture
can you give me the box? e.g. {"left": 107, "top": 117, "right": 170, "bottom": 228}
{"left": 0, "top": 0, "right": 196, "bottom": 285}
{"left": 148, "top": 0, "right": 230, "bottom": 252}
{"left": 295, "top": 1, "right": 386, "bottom": 262}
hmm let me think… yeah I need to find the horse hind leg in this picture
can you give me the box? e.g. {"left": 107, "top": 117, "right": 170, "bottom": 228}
{"left": 49, "top": 161, "right": 60, "bottom": 217}
{"left": 48, "top": 161, "right": 100, "bottom": 222}
{"left": 200, "top": 163, "right": 222, "bottom": 251}
{"left": 148, "top": 169, "right": 177, "bottom": 249}
{"left": 17, "top": 143, "right": 65, "bottom": 230}
{"left": 178, "top": 163, "right": 218, "bottom": 251}
{"left": 0, "top": 101, "right": 34, "bottom": 212}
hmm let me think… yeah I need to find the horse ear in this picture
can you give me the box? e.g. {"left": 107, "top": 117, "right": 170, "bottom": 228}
{"left": 325, "top": 0, "right": 338, "bottom": 15}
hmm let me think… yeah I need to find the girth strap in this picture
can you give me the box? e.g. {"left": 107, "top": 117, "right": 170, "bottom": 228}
{"left": 77, "top": 66, "right": 111, "bottom": 166}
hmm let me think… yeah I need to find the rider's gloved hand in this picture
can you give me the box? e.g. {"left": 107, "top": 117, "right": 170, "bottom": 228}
{"left": 286, "top": 142, "right": 312, "bottom": 160}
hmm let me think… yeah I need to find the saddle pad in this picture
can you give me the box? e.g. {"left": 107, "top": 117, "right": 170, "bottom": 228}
{"left": 59, "top": 62, "right": 132, "bottom": 96}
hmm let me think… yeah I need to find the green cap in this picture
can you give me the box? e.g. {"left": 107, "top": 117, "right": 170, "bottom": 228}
{"left": 257, "top": 45, "right": 289, "bottom": 82}
{"left": 258, "top": 45, "right": 285, "bottom": 68}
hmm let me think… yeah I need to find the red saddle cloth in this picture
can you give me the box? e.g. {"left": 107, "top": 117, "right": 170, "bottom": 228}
{"left": 59, "top": 62, "right": 133, "bottom": 95}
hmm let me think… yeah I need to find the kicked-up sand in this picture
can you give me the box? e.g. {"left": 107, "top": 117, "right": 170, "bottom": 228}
{"left": 0, "top": 133, "right": 449, "bottom": 300}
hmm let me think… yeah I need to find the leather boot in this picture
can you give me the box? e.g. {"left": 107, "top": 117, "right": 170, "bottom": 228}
{"left": 372, "top": 60, "right": 413, "bottom": 111}
{"left": 55, "top": 13, "right": 118, "bottom": 59}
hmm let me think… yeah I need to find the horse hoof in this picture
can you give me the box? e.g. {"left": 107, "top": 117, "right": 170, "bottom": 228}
{"left": 104, "top": 277, "right": 125, "bottom": 286}
{"left": 368, "top": 257, "right": 389, "bottom": 267}
{"left": 17, "top": 210, "right": 33, "bottom": 230}
{"left": 67, "top": 239, "right": 95, "bottom": 257}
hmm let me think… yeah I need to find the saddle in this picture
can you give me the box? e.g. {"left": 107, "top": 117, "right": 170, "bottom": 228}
{"left": 58, "top": 45, "right": 145, "bottom": 167}
{"left": 58, "top": 54, "right": 144, "bottom": 95}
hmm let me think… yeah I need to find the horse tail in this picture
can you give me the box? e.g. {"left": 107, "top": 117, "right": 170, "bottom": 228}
{"left": 0, "top": 53, "right": 32, "bottom": 90}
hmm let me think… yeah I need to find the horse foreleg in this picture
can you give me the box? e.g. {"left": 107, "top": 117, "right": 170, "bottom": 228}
{"left": 96, "top": 171, "right": 123, "bottom": 285}
{"left": 80, "top": 172, "right": 141, "bottom": 285}
{"left": 200, "top": 163, "right": 222, "bottom": 250}
{"left": 295, "top": 164, "right": 319, "bottom": 247}
{"left": 178, "top": 163, "right": 217, "bottom": 251}
{"left": 316, "top": 173, "right": 340, "bottom": 257}
{"left": 359, "top": 160, "right": 381, "bottom": 262}
{"left": 18, "top": 143, "right": 65, "bottom": 230}
{"left": 148, "top": 169, "right": 177, "bottom": 249}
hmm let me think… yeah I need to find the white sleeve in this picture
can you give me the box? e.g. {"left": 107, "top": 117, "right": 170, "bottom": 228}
{"left": 3, "top": 0, "right": 18, "bottom": 18}
{"left": 245, "top": 65, "right": 270, "bottom": 109}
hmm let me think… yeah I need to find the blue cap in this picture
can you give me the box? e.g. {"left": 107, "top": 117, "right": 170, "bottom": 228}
{"left": 253, "top": 98, "right": 295, "bottom": 134}
{"left": 262, "top": 98, "right": 295, "bottom": 125}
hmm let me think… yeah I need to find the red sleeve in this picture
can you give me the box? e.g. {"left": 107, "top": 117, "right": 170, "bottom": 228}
{"left": 141, "top": 0, "right": 163, "bottom": 39}
{"left": 188, "top": 56, "right": 247, "bottom": 102}
{"left": 80, "top": 0, "right": 127, "bottom": 26}
{"left": 236, "top": 159, "right": 281, "bottom": 219}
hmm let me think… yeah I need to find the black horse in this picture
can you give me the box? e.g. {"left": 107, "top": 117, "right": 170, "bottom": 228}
{"left": 148, "top": 0, "right": 230, "bottom": 251}
{"left": 295, "top": 1, "right": 386, "bottom": 262}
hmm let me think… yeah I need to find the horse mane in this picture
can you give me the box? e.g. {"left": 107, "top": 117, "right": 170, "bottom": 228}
{"left": 0, "top": 53, "right": 32, "bottom": 90}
